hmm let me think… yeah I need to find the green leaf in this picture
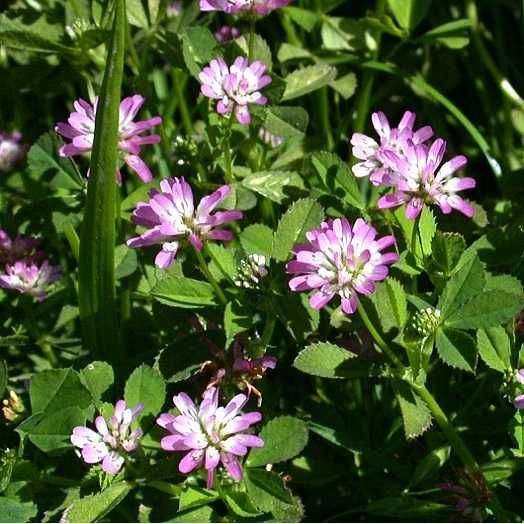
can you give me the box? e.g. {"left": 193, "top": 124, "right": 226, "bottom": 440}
{"left": 242, "top": 171, "right": 304, "bottom": 203}
{"left": 367, "top": 496, "right": 447, "bottom": 520}
{"left": 127, "top": 0, "right": 150, "bottom": 28}
{"left": 61, "top": 482, "right": 131, "bottom": 523}
{"left": 224, "top": 301, "right": 251, "bottom": 346}
{"left": 485, "top": 273, "right": 524, "bottom": 295}
{"left": 510, "top": 412, "right": 524, "bottom": 453}
{"left": 436, "top": 327, "right": 477, "bottom": 372}
{"left": 30, "top": 368, "right": 91, "bottom": 414}
{"left": 277, "top": 43, "right": 312, "bottom": 62}
{"left": 169, "top": 506, "right": 216, "bottom": 522}
{"left": 0, "top": 497, "right": 37, "bottom": 523}
{"left": 207, "top": 244, "right": 237, "bottom": 282}
{"left": 418, "top": 19, "right": 471, "bottom": 49}
{"left": 392, "top": 380, "right": 432, "bottom": 439}
{"left": 272, "top": 198, "right": 323, "bottom": 262}
{"left": 124, "top": 365, "right": 166, "bottom": 418}
{"left": 311, "top": 151, "right": 364, "bottom": 210}
{"left": 24, "top": 407, "right": 87, "bottom": 453}
{"left": 394, "top": 206, "right": 436, "bottom": 262}
{"left": 79, "top": 0, "right": 126, "bottom": 360}
{"left": 234, "top": 34, "right": 272, "bottom": 70}
{"left": 446, "top": 291, "right": 524, "bottom": 330}
{"left": 0, "top": 14, "right": 75, "bottom": 54}
{"left": 370, "top": 278, "right": 407, "bottom": 333}
{"left": 409, "top": 445, "right": 450, "bottom": 487}
{"left": 438, "top": 254, "right": 485, "bottom": 318}
{"left": 321, "top": 17, "right": 366, "bottom": 51}
{"left": 245, "top": 468, "right": 295, "bottom": 515}
{"left": 282, "top": 64, "right": 337, "bottom": 101}
{"left": 282, "top": 6, "right": 320, "bottom": 32}
{"left": 152, "top": 275, "right": 217, "bottom": 308}
{"left": 181, "top": 27, "right": 217, "bottom": 77}
{"left": 114, "top": 244, "right": 138, "bottom": 279}
{"left": 28, "top": 132, "right": 84, "bottom": 189}
{"left": 293, "top": 342, "right": 355, "bottom": 379}
{"left": 431, "top": 232, "right": 466, "bottom": 275}
{"left": 329, "top": 72, "right": 357, "bottom": 99}
{"left": 387, "top": 0, "right": 431, "bottom": 31}
{"left": 223, "top": 487, "right": 263, "bottom": 517}
{"left": 477, "top": 327, "right": 512, "bottom": 372}
{"left": 239, "top": 224, "right": 274, "bottom": 257}
{"left": 263, "top": 106, "right": 309, "bottom": 138}
{"left": 247, "top": 416, "right": 309, "bottom": 467}
{"left": 80, "top": 361, "right": 114, "bottom": 404}
{"left": 179, "top": 486, "right": 219, "bottom": 511}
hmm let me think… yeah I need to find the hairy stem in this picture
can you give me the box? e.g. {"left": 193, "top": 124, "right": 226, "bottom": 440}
{"left": 194, "top": 247, "right": 227, "bottom": 305}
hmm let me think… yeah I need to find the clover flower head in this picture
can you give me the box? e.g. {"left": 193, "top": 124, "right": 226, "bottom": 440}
{"left": 157, "top": 387, "right": 264, "bottom": 488}
{"left": 215, "top": 25, "right": 241, "bottom": 43}
{"left": 127, "top": 177, "right": 242, "bottom": 269}
{"left": 234, "top": 253, "right": 268, "bottom": 288}
{"left": 351, "top": 110, "right": 433, "bottom": 186}
{"left": 258, "top": 127, "right": 283, "bottom": 148}
{"left": 378, "top": 138, "right": 476, "bottom": 219}
{"left": 0, "top": 229, "right": 43, "bottom": 265}
{"left": 0, "top": 131, "right": 26, "bottom": 173}
{"left": 71, "top": 400, "right": 144, "bottom": 475}
{"left": 411, "top": 307, "right": 441, "bottom": 337}
{"left": 199, "top": 57, "right": 272, "bottom": 125}
{"left": 0, "top": 260, "right": 61, "bottom": 301}
{"left": 200, "top": 0, "right": 291, "bottom": 15}
{"left": 55, "top": 95, "right": 162, "bottom": 183}
{"left": 286, "top": 217, "right": 399, "bottom": 315}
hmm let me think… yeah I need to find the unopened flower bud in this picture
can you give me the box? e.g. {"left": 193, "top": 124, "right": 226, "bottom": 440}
{"left": 235, "top": 254, "right": 268, "bottom": 289}
{"left": 2, "top": 390, "right": 25, "bottom": 422}
{"left": 410, "top": 307, "right": 441, "bottom": 337}
{"left": 258, "top": 127, "right": 283, "bottom": 148}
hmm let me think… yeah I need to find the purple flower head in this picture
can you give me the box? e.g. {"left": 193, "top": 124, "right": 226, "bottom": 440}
{"left": 215, "top": 25, "right": 241, "bottom": 43}
{"left": 127, "top": 177, "right": 242, "bottom": 269}
{"left": 157, "top": 387, "right": 263, "bottom": 488}
{"left": 286, "top": 217, "right": 399, "bottom": 315}
{"left": 200, "top": 0, "right": 291, "bottom": 15}
{"left": 0, "top": 229, "right": 43, "bottom": 265}
{"left": 514, "top": 394, "right": 524, "bottom": 409}
{"left": 71, "top": 400, "right": 144, "bottom": 475}
{"left": 199, "top": 57, "right": 272, "bottom": 125}
{"left": 351, "top": 111, "right": 433, "bottom": 186}
{"left": 0, "top": 260, "right": 61, "bottom": 301}
{"left": 0, "top": 131, "right": 26, "bottom": 173}
{"left": 378, "top": 138, "right": 476, "bottom": 220}
{"left": 55, "top": 95, "right": 162, "bottom": 183}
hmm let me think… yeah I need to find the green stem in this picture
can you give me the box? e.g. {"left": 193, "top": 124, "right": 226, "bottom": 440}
{"left": 251, "top": 315, "right": 276, "bottom": 357}
{"left": 415, "top": 385, "right": 478, "bottom": 471}
{"left": 465, "top": 0, "right": 524, "bottom": 109}
{"left": 173, "top": 70, "right": 193, "bottom": 135}
{"left": 223, "top": 112, "right": 235, "bottom": 183}
{"left": 194, "top": 248, "right": 227, "bottom": 305}
{"left": 248, "top": 16, "right": 256, "bottom": 61}
{"left": 357, "top": 302, "right": 404, "bottom": 369}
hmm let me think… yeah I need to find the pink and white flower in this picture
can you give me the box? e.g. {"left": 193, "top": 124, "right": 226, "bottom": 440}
{"left": 215, "top": 25, "right": 241, "bottom": 43}
{"left": 70, "top": 400, "right": 144, "bottom": 475}
{"left": 199, "top": 57, "right": 271, "bottom": 125}
{"left": 127, "top": 177, "right": 242, "bottom": 268}
{"left": 0, "top": 259, "right": 61, "bottom": 301}
{"left": 200, "top": 0, "right": 291, "bottom": 15}
{"left": 0, "top": 229, "right": 43, "bottom": 265}
{"left": 0, "top": 131, "right": 26, "bottom": 173}
{"left": 286, "top": 218, "right": 399, "bottom": 315}
{"left": 55, "top": 95, "right": 162, "bottom": 183}
{"left": 350, "top": 111, "right": 433, "bottom": 185}
{"left": 378, "top": 138, "right": 476, "bottom": 220}
{"left": 157, "top": 387, "right": 263, "bottom": 488}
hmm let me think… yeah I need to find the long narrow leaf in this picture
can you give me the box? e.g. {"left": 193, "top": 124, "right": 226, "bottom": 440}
{"left": 78, "top": 0, "right": 126, "bottom": 359}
